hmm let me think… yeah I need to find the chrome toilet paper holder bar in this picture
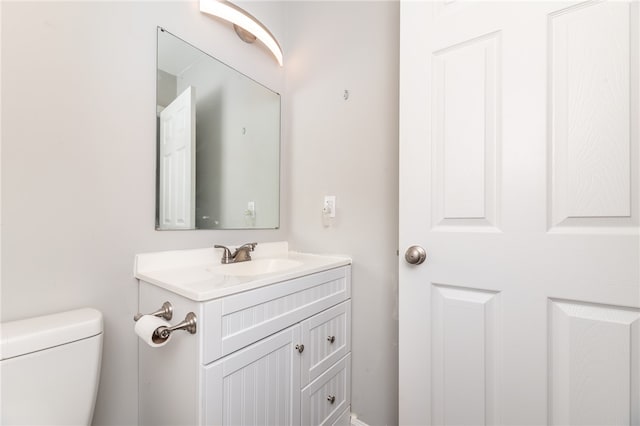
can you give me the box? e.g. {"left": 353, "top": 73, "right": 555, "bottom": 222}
{"left": 155, "top": 312, "right": 197, "bottom": 339}
{"left": 134, "top": 301, "right": 173, "bottom": 322}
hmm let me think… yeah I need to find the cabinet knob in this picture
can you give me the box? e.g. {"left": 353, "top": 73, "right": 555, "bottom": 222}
{"left": 327, "top": 395, "right": 336, "bottom": 404}
{"left": 327, "top": 335, "right": 335, "bottom": 343}
{"left": 295, "top": 344, "right": 305, "bottom": 353}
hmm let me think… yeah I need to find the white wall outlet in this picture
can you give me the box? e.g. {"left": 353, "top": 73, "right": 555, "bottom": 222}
{"left": 323, "top": 195, "right": 336, "bottom": 218}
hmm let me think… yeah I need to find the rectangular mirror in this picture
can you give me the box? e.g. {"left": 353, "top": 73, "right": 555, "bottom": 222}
{"left": 156, "top": 28, "right": 280, "bottom": 230}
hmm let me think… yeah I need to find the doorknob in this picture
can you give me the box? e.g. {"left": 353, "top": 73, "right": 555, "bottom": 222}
{"left": 404, "top": 246, "right": 426, "bottom": 265}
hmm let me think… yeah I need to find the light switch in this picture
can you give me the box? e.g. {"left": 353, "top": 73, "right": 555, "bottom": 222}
{"left": 323, "top": 196, "right": 336, "bottom": 218}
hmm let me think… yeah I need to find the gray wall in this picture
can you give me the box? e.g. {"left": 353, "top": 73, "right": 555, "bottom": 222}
{"left": 156, "top": 69, "right": 177, "bottom": 108}
{"left": 284, "top": 3, "right": 400, "bottom": 425}
{"left": 1, "top": 1, "right": 399, "bottom": 425}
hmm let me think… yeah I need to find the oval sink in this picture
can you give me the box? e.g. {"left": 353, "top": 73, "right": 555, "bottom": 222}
{"left": 206, "top": 258, "right": 303, "bottom": 277}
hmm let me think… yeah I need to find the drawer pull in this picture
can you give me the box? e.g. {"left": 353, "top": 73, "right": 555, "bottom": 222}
{"left": 327, "top": 395, "right": 336, "bottom": 404}
{"left": 327, "top": 335, "right": 336, "bottom": 344}
{"left": 295, "top": 344, "right": 305, "bottom": 353}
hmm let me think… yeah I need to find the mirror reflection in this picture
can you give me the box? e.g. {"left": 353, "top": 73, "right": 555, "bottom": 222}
{"left": 156, "top": 28, "right": 280, "bottom": 230}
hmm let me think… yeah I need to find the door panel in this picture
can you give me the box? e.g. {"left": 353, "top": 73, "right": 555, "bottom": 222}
{"left": 399, "top": 1, "right": 640, "bottom": 425}
{"left": 549, "top": 300, "right": 640, "bottom": 424}
{"left": 431, "top": 285, "right": 501, "bottom": 425}
{"left": 549, "top": 1, "right": 635, "bottom": 229}
{"left": 432, "top": 32, "right": 500, "bottom": 230}
{"left": 159, "top": 86, "right": 195, "bottom": 229}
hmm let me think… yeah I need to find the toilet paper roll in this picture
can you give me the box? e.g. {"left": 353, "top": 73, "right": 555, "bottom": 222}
{"left": 135, "top": 315, "right": 172, "bottom": 347}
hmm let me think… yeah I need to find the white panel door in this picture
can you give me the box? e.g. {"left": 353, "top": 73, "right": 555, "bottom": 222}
{"left": 399, "top": 1, "right": 640, "bottom": 425}
{"left": 159, "top": 86, "right": 195, "bottom": 229}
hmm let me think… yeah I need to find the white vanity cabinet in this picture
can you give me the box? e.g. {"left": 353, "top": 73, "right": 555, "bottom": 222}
{"left": 138, "top": 264, "right": 352, "bottom": 426}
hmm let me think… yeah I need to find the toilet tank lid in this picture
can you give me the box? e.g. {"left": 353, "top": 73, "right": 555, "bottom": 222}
{"left": 0, "top": 308, "right": 103, "bottom": 360}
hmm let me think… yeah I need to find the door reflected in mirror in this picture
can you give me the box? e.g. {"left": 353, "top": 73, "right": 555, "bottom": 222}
{"left": 156, "top": 28, "right": 280, "bottom": 230}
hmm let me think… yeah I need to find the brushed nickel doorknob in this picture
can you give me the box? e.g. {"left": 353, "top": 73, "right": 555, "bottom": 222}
{"left": 405, "top": 245, "right": 426, "bottom": 265}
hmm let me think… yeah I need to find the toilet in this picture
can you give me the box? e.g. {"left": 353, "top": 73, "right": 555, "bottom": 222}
{"left": 0, "top": 308, "right": 103, "bottom": 425}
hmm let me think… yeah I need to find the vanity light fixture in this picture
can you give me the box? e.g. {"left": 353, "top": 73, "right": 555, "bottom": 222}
{"left": 199, "top": 0, "right": 283, "bottom": 66}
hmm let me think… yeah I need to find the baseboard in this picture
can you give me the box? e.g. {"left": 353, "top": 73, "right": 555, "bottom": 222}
{"left": 350, "top": 414, "right": 371, "bottom": 426}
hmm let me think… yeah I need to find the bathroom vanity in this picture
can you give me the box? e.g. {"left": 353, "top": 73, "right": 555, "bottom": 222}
{"left": 134, "top": 242, "right": 352, "bottom": 426}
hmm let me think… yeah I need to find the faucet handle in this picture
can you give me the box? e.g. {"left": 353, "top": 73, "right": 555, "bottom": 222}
{"left": 214, "top": 245, "right": 233, "bottom": 264}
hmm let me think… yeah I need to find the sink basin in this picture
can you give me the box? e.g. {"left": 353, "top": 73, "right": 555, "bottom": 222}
{"left": 134, "top": 242, "right": 352, "bottom": 301}
{"left": 206, "top": 258, "right": 303, "bottom": 277}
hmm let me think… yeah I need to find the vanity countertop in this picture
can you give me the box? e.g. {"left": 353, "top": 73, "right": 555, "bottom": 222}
{"left": 134, "top": 242, "right": 351, "bottom": 301}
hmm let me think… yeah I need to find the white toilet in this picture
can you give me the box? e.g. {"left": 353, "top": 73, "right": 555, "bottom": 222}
{"left": 0, "top": 308, "right": 103, "bottom": 425}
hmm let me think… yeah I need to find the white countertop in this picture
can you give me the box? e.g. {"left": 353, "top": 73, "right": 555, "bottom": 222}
{"left": 134, "top": 242, "right": 351, "bottom": 301}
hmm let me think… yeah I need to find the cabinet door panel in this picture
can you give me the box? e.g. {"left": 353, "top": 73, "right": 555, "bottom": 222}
{"left": 205, "top": 327, "right": 302, "bottom": 426}
{"left": 301, "top": 301, "right": 351, "bottom": 387}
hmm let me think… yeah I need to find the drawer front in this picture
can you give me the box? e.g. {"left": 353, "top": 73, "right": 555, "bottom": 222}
{"left": 331, "top": 408, "right": 351, "bottom": 426}
{"left": 301, "top": 301, "right": 351, "bottom": 387}
{"left": 301, "top": 354, "right": 351, "bottom": 426}
{"left": 203, "top": 266, "right": 351, "bottom": 364}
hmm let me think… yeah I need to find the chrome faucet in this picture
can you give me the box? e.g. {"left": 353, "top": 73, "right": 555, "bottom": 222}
{"left": 214, "top": 242, "right": 258, "bottom": 264}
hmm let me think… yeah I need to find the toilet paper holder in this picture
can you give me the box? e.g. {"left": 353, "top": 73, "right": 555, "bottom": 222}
{"left": 155, "top": 312, "right": 197, "bottom": 340}
{"left": 134, "top": 301, "right": 173, "bottom": 322}
{"left": 134, "top": 302, "right": 197, "bottom": 340}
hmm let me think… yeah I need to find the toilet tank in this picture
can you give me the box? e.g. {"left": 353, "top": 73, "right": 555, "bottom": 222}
{"left": 0, "top": 308, "right": 103, "bottom": 426}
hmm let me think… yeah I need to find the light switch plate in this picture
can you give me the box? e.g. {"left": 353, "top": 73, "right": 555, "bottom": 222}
{"left": 324, "top": 196, "right": 336, "bottom": 218}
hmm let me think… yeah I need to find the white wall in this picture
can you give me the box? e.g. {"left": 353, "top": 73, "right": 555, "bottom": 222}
{"left": 0, "top": 2, "right": 286, "bottom": 425}
{"left": 284, "top": 2, "right": 400, "bottom": 425}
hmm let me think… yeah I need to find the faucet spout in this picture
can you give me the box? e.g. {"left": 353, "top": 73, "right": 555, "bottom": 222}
{"left": 214, "top": 242, "right": 257, "bottom": 264}
{"left": 232, "top": 242, "right": 257, "bottom": 263}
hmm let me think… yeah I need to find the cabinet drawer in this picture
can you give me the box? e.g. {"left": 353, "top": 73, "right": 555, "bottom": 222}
{"left": 331, "top": 408, "right": 351, "bottom": 426}
{"left": 301, "top": 301, "right": 351, "bottom": 387}
{"left": 301, "top": 354, "right": 351, "bottom": 426}
{"left": 203, "top": 266, "right": 350, "bottom": 364}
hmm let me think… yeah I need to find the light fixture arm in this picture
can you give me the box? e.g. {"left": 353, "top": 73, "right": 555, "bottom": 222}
{"left": 199, "top": 0, "right": 283, "bottom": 67}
